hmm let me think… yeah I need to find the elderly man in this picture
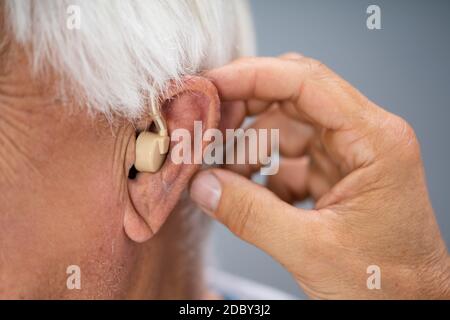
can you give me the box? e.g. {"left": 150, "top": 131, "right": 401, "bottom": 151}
{"left": 0, "top": 0, "right": 260, "bottom": 299}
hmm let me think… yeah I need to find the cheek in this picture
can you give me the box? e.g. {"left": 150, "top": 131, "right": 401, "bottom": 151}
{"left": 0, "top": 175, "right": 137, "bottom": 298}
{"left": 1, "top": 147, "right": 137, "bottom": 298}
{"left": 45, "top": 162, "right": 139, "bottom": 297}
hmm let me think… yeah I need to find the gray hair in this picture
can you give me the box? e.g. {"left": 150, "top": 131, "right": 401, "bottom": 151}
{"left": 2, "top": 0, "right": 254, "bottom": 118}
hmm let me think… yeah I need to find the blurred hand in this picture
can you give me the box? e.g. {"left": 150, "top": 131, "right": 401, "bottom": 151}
{"left": 189, "top": 54, "right": 450, "bottom": 299}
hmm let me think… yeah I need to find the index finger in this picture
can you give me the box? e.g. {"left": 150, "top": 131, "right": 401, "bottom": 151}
{"left": 206, "top": 56, "right": 373, "bottom": 130}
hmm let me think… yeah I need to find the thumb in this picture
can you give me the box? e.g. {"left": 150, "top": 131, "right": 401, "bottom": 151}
{"left": 189, "top": 169, "right": 314, "bottom": 264}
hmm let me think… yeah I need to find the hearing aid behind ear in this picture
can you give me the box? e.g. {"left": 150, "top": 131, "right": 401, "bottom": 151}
{"left": 135, "top": 115, "right": 170, "bottom": 173}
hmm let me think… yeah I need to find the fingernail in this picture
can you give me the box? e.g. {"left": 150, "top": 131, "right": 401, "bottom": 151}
{"left": 189, "top": 172, "right": 222, "bottom": 215}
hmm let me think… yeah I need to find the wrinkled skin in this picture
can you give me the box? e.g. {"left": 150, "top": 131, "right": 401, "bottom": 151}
{"left": 190, "top": 54, "right": 450, "bottom": 299}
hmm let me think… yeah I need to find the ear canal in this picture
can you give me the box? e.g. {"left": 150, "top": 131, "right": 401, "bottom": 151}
{"left": 135, "top": 131, "right": 170, "bottom": 172}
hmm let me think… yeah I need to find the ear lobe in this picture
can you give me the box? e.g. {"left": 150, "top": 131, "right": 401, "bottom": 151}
{"left": 123, "top": 77, "right": 220, "bottom": 242}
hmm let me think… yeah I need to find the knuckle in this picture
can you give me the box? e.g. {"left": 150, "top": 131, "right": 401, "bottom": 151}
{"left": 292, "top": 57, "right": 331, "bottom": 101}
{"left": 300, "top": 58, "right": 336, "bottom": 91}
{"left": 384, "top": 114, "right": 421, "bottom": 159}
{"left": 302, "top": 57, "right": 328, "bottom": 75}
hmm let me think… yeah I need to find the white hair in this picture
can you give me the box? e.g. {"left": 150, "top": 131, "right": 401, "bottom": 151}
{"left": 3, "top": 0, "right": 254, "bottom": 119}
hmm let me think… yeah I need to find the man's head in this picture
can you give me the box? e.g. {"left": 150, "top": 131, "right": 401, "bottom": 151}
{"left": 0, "top": 0, "right": 253, "bottom": 299}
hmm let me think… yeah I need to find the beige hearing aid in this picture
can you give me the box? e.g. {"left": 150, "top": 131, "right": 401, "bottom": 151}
{"left": 135, "top": 115, "right": 170, "bottom": 172}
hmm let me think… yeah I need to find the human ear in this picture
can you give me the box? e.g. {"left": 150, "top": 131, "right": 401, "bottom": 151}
{"left": 123, "top": 76, "right": 220, "bottom": 242}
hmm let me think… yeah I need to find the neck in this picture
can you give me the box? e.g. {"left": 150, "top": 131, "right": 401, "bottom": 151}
{"left": 124, "top": 200, "right": 210, "bottom": 299}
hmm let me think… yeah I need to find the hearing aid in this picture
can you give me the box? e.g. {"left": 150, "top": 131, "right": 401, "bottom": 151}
{"left": 135, "top": 114, "right": 170, "bottom": 172}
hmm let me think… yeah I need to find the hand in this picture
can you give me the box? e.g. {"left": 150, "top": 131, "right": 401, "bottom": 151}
{"left": 189, "top": 54, "right": 450, "bottom": 299}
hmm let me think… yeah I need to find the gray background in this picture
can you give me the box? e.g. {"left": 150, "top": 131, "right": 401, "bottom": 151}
{"left": 210, "top": 0, "right": 450, "bottom": 298}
